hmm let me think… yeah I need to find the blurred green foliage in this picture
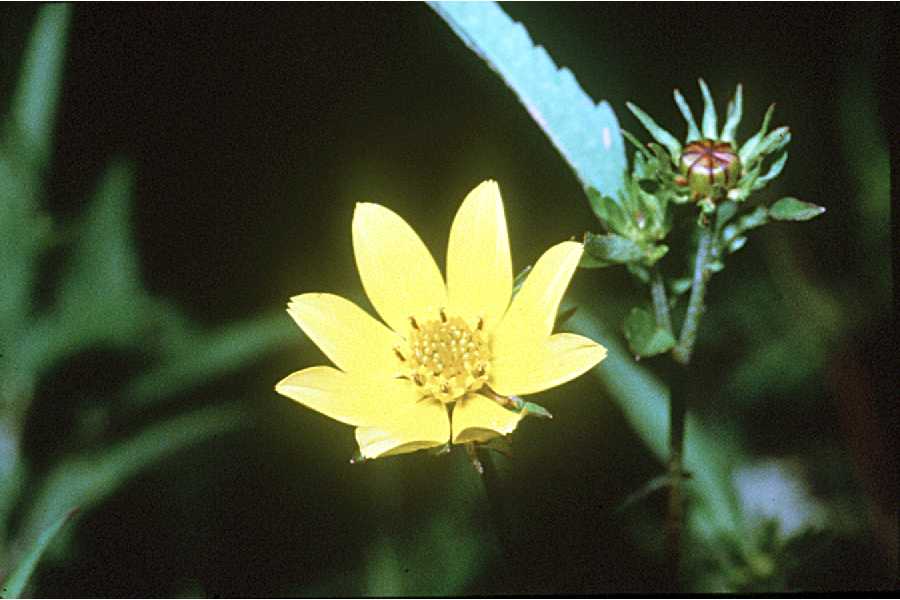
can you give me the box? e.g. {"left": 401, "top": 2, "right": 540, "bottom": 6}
{"left": 0, "top": 2, "right": 892, "bottom": 596}
{"left": 1, "top": 6, "right": 295, "bottom": 596}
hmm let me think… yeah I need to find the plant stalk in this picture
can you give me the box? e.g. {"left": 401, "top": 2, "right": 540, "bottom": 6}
{"left": 665, "top": 225, "right": 715, "bottom": 590}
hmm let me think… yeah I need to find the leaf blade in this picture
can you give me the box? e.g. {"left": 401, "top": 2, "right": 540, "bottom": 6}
{"left": 429, "top": 1, "right": 627, "bottom": 198}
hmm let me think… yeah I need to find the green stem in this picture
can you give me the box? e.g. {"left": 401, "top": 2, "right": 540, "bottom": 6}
{"left": 665, "top": 225, "right": 715, "bottom": 590}
{"left": 471, "top": 445, "right": 512, "bottom": 553}
{"left": 673, "top": 226, "right": 714, "bottom": 366}
{"left": 650, "top": 267, "right": 673, "bottom": 336}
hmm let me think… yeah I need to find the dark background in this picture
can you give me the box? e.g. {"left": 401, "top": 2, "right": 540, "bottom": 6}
{"left": 1, "top": 3, "right": 893, "bottom": 595}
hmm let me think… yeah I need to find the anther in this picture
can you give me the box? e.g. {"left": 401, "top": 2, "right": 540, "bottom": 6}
{"left": 439, "top": 308, "right": 447, "bottom": 323}
{"left": 409, "top": 316, "right": 419, "bottom": 330}
{"left": 393, "top": 347, "right": 406, "bottom": 362}
{"left": 477, "top": 316, "right": 484, "bottom": 331}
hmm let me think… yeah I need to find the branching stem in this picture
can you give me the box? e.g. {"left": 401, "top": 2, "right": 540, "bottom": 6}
{"left": 664, "top": 224, "right": 715, "bottom": 590}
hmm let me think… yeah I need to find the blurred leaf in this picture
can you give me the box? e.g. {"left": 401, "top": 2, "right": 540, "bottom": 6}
{"left": 18, "top": 403, "right": 245, "bottom": 546}
{"left": 429, "top": 1, "right": 627, "bottom": 199}
{"left": 0, "top": 508, "right": 77, "bottom": 599}
{"left": 584, "top": 232, "right": 643, "bottom": 264}
{"left": 569, "top": 306, "right": 750, "bottom": 551}
{"left": 7, "top": 3, "right": 71, "bottom": 171}
{"left": 124, "top": 312, "right": 297, "bottom": 412}
{"left": 769, "top": 197, "right": 825, "bottom": 222}
{"left": 623, "top": 307, "right": 675, "bottom": 357}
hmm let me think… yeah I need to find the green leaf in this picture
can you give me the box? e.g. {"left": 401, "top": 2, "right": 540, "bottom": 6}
{"left": 429, "top": 1, "right": 626, "bottom": 198}
{"left": 720, "top": 84, "right": 744, "bottom": 143}
{"left": 623, "top": 307, "right": 676, "bottom": 357}
{"left": 124, "top": 312, "right": 298, "bottom": 413}
{"left": 18, "top": 404, "right": 245, "bottom": 547}
{"left": 585, "top": 187, "right": 630, "bottom": 233}
{"left": 751, "top": 152, "right": 788, "bottom": 191}
{"left": 8, "top": 3, "right": 71, "bottom": 171}
{"left": 569, "top": 308, "right": 751, "bottom": 552}
{"left": 55, "top": 161, "right": 145, "bottom": 340}
{"left": 584, "top": 232, "right": 643, "bottom": 264}
{"left": 1, "top": 508, "right": 78, "bottom": 598}
{"left": 739, "top": 103, "right": 775, "bottom": 164}
{"left": 626, "top": 101, "right": 681, "bottom": 160}
{"left": 769, "top": 197, "right": 826, "bottom": 221}
{"left": 698, "top": 78, "right": 718, "bottom": 140}
{"left": 673, "top": 88, "right": 702, "bottom": 142}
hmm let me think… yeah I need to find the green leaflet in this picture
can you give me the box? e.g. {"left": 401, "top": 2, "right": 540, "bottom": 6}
{"left": 428, "top": 1, "right": 627, "bottom": 200}
{"left": 8, "top": 4, "right": 71, "bottom": 171}
{"left": 0, "top": 509, "right": 77, "bottom": 599}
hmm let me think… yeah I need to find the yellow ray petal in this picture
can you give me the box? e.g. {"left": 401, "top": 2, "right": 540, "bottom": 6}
{"left": 275, "top": 366, "right": 416, "bottom": 427}
{"left": 446, "top": 180, "right": 512, "bottom": 331}
{"left": 491, "top": 332, "right": 607, "bottom": 396}
{"left": 352, "top": 202, "right": 447, "bottom": 334}
{"left": 451, "top": 393, "right": 525, "bottom": 444}
{"left": 286, "top": 293, "right": 403, "bottom": 378}
{"left": 355, "top": 401, "right": 450, "bottom": 459}
{"left": 492, "top": 240, "right": 583, "bottom": 353}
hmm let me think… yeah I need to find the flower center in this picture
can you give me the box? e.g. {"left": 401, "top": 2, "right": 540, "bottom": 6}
{"left": 394, "top": 309, "right": 490, "bottom": 404}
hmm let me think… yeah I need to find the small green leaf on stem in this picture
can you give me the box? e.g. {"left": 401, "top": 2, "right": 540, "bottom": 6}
{"left": 623, "top": 307, "right": 676, "bottom": 358}
{"left": 584, "top": 232, "right": 643, "bottom": 264}
{"left": 769, "top": 197, "right": 826, "bottom": 221}
{"left": 673, "top": 89, "right": 701, "bottom": 142}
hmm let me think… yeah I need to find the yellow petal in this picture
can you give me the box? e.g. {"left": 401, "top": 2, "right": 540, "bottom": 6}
{"left": 275, "top": 366, "right": 416, "bottom": 427}
{"left": 446, "top": 180, "right": 512, "bottom": 330}
{"left": 492, "top": 240, "right": 583, "bottom": 352}
{"left": 352, "top": 202, "right": 447, "bottom": 333}
{"left": 451, "top": 393, "right": 525, "bottom": 444}
{"left": 286, "top": 293, "right": 402, "bottom": 378}
{"left": 355, "top": 401, "right": 450, "bottom": 459}
{"left": 491, "top": 332, "right": 607, "bottom": 396}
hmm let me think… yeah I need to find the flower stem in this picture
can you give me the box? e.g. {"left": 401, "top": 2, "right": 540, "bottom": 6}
{"left": 672, "top": 226, "right": 714, "bottom": 366}
{"left": 650, "top": 266, "right": 673, "bottom": 336}
{"left": 472, "top": 445, "right": 512, "bottom": 552}
{"left": 665, "top": 224, "right": 715, "bottom": 590}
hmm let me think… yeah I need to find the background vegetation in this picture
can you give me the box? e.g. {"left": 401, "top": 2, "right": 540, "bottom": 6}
{"left": 0, "top": 4, "right": 892, "bottom": 595}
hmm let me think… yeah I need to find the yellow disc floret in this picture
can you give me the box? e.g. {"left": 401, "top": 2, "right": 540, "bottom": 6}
{"left": 395, "top": 310, "right": 490, "bottom": 404}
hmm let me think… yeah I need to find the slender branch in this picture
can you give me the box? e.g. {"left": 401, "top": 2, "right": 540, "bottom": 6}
{"left": 650, "top": 267, "right": 673, "bottom": 335}
{"left": 672, "top": 226, "right": 714, "bottom": 366}
{"left": 665, "top": 224, "right": 715, "bottom": 590}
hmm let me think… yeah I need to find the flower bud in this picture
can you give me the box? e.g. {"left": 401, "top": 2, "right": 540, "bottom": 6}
{"left": 679, "top": 139, "right": 742, "bottom": 200}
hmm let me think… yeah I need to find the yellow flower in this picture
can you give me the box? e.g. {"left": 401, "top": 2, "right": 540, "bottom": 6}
{"left": 275, "top": 180, "right": 607, "bottom": 460}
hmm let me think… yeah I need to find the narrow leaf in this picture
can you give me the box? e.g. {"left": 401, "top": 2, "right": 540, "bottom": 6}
{"left": 626, "top": 101, "right": 681, "bottom": 160}
{"left": 1, "top": 509, "right": 78, "bottom": 598}
{"left": 19, "top": 404, "right": 245, "bottom": 545}
{"left": 751, "top": 151, "right": 788, "bottom": 191}
{"left": 769, "top": 197, "right": 826, "bottom": 221}
{"left": 9, "top": 3, "right": 72, "bottom": 170}
{"left": 720, "top": 84, "right": 743, "bottom": 143}
{"left": 698, "top": 78, "right": 718, "bottom": 140}
{"left": 429, "top": 1, "right": 627, "bottom": 198}
{"left": 739, "top": 103, "right": 775, "bottom": 164}
{"left": 673, "top": 88, "right": 702, "bottom": 142}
